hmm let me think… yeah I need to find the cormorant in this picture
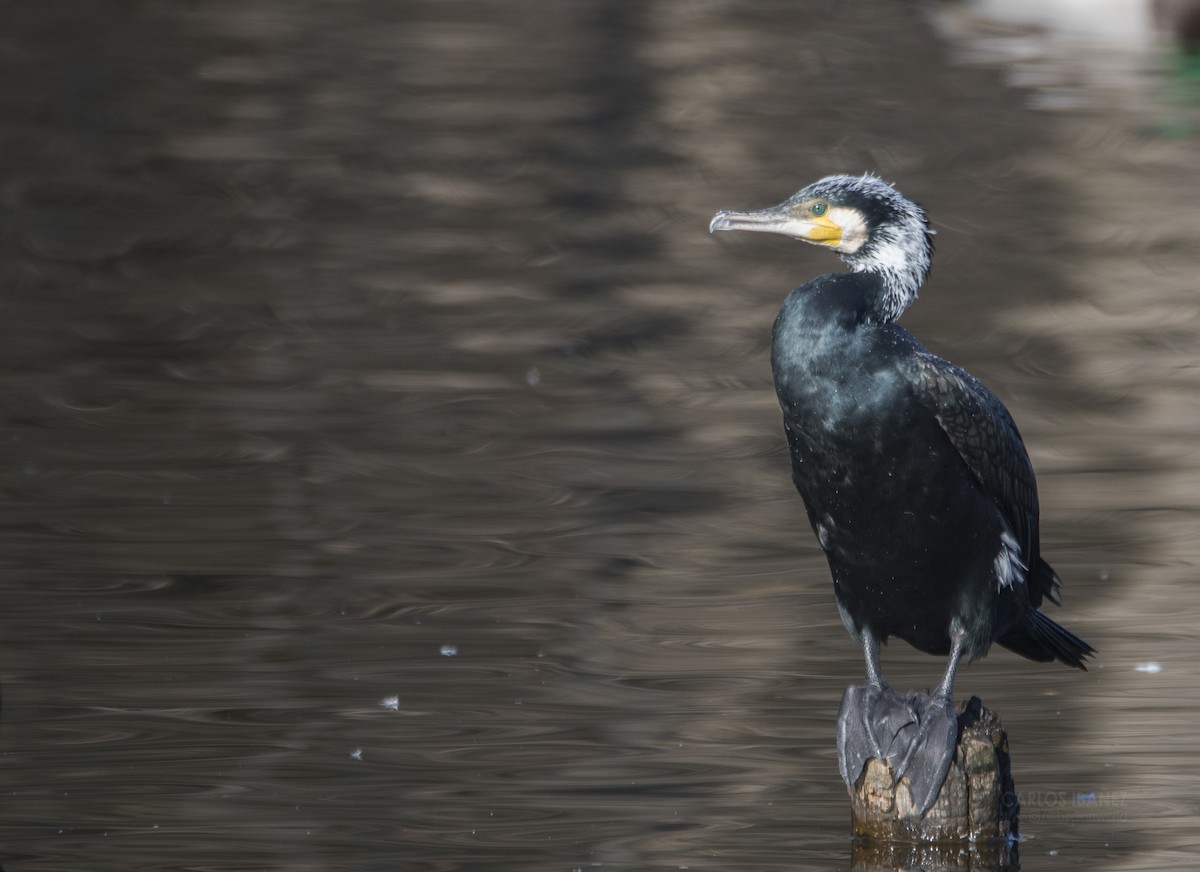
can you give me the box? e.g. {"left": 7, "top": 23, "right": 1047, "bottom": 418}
{"left": 709, "top": 174, "right": 1094, "bottom": 816}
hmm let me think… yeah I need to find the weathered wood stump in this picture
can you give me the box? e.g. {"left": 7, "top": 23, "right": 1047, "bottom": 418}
{"left": 850, "top": 836, "right": 1018, "bottom": 872}
{"left": 849, "top": 697, "right": 1019, "bottom": 844}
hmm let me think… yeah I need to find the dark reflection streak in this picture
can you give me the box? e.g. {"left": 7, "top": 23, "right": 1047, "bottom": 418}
{"left": 550, "top": 3, "right": 672, "bottom": 288}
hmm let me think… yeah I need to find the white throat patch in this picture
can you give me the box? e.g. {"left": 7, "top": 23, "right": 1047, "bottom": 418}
{"left": 830, "top": 206, "right": 869, "bottom": 254}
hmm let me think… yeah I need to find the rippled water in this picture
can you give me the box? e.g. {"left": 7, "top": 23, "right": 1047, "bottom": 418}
{"left": 1, "top": 1, "right": 1198, "bottom": 870}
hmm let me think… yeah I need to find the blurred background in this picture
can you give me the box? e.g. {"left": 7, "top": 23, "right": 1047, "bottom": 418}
{"left": 1, "top": 0, "right": 1198, "bottom": 869}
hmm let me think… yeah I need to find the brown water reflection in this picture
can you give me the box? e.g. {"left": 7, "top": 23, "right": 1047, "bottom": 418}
{"left": 1, "top": 1, "right": 1198, "bottom": 870}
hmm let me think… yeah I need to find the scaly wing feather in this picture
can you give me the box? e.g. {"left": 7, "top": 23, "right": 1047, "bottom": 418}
{"left": 910, "top": 351, "right": 1061, "bottom": 607}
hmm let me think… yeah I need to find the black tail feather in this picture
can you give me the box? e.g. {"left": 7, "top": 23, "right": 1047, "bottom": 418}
{"left": 1032, "top": 557, "right": 1063, "bottom": 607}
{"left": 998, "top": 609, "right": 1095, "bottom": 670}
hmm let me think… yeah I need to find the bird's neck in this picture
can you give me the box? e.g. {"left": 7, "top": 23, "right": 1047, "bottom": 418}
{"left": 841, "top": 233, "right": 931, "bottom": 323}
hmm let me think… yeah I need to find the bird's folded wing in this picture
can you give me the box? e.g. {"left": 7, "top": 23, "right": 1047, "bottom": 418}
{"left": 909, "top": 351, "right": 1040, "bottom": 566}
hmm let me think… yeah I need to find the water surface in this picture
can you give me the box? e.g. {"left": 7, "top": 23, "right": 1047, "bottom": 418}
{"left": 1, "top": 1, "right": 1198, "bottom": 869}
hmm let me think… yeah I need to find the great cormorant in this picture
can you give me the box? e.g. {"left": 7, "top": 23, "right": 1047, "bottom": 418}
{"left": 709, "top": 174, "right": 1094, "bottom": 816}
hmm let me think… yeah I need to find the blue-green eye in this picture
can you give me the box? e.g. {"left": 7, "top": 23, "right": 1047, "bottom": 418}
{"left": 811, "top": 201, "right": 828, "bottom": 217}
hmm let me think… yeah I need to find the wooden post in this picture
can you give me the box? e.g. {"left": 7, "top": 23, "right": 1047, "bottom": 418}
{"left": 850, "top": 836, "right": 1019, "bottom": 872}
{"left": 848, "top": 697, "right": 1020, "bottom": 845}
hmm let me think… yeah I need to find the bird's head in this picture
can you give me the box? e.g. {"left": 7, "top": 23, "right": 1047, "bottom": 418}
{"left": 709, "top": 173, "right": 934, "bottom": 320}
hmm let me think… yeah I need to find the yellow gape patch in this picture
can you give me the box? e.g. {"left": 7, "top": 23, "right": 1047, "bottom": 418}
{"left": 802, "top": 211, "right": 843, "bottom": 245}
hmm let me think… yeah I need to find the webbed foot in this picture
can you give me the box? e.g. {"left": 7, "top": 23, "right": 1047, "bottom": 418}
{"left": 837, "top": 684, "right": 959, "bottom": 817}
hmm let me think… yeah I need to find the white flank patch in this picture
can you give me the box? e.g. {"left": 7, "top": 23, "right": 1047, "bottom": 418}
{"left": 994, "top": 529, "right": 1027, "bottom": 591}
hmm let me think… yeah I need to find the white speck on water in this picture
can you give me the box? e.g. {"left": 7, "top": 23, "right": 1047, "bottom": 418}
{"left": 440, "top": 644, "right": 458, "bottom": 657}
{"left": 526, "top": 366, "right": 540, "bottom": 386}
{"left": 1135, "top": 662, "right": 1162, "bottom": 674}
{"left": 1047, "top": 850, "right": 1059, "bottom": 856}
{"left": 350, "top": 748, "right": 363, "bottom": 761}
{"left": 380, "top": 695, "right": 400, "bottom": 710}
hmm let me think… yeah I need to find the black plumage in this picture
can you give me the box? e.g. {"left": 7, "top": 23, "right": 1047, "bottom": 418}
{"left": 710, "top": 174, "right": 1093, "bottom": 816}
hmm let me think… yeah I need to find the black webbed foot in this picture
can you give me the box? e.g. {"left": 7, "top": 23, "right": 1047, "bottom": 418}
{"left": 893, "top": 692, "right": 959, "bottom": 815}
{"left": 836, "top": 682, "right": 906, "bottom": 789}
{"left": 836, "top": 684, "right": 960, "bottom": 817}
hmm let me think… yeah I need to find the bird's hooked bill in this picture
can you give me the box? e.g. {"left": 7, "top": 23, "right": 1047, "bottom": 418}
{"left": 709, "top": 201, "right": 844, "bottom": 247}
{"left": 708, "top": 206, "right": 792, "bottom": 235}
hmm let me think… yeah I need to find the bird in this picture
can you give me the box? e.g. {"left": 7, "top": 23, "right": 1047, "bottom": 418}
{"left": 709, "top": 173, "right": 1094, "bottom": 817}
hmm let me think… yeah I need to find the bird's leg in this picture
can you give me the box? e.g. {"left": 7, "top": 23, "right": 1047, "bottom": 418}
{"left": 933, "top": 629, "right": 965, "bottom": 701}
{"left": 863, "top": 631, "right": 885, "bottom": 688}
{"left": 891, "top": 631, "right": 964, "bottom": 816}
